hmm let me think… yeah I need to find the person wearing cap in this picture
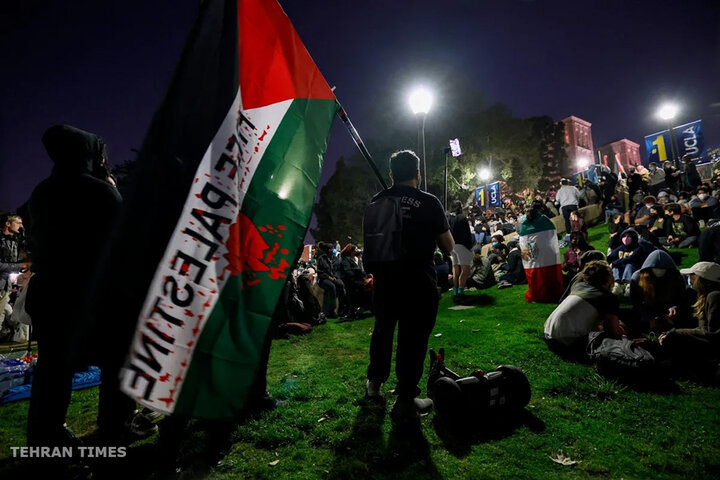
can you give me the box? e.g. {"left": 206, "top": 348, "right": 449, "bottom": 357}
{"left": 660, "top": 262, "right": 720, "bottom": 380}
{"left": 556, "top": 178, "right": 580, "bottom": 236}
{"left": 647, "top": 162, "right": 666, "bottom": 196}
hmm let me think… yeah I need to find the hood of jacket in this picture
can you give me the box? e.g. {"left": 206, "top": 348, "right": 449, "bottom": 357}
{"left": 619, "top": 228, "right": 639, "bottom": 247}
{"left": 42, "top": 124, "right": 101, "bottom": 176}
{"left": 637, "top": 249, "right": 677, "bottom": 273}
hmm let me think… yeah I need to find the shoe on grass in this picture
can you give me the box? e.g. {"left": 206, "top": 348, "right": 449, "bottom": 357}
{"left": 390, "top": 397, "right": 433, "bottom": 421}
{"left": 365, "top": 379, "right": 383, "bottom": 398}
{"left": 611, "top": 282, "right": 624, "bottom": 296}
{"left": 124, "top": 410, "right": 159, "bottom": 441}
{"left": 497, "top": 281, "right": 512, "bottom": 289}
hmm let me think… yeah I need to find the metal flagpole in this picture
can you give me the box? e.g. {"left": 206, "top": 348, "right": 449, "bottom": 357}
{"left": 336, "top": 103, "right": 388, "bottom": 190}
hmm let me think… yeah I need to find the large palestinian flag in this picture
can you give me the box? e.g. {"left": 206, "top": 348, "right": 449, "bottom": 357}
{"left": 109, "top": 0, "right": 337, "bottom": 419}
{"left": 518, "top": 215, "right": 563, "bottom": 303}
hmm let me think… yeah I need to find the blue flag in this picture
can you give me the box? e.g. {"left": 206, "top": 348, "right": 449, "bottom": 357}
{"left": 644, "top": 130, "right": 672, "bottom": 164}
{"left": 488, "top": 182, "right": 501, "bottom": 207}
{"left": 475, "top": 185, "right": 487, "bottom": 208}
{"left": 673, "top": 120, "right": 706, "bottom": 160}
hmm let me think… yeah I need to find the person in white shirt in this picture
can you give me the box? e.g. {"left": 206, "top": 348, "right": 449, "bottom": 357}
{"left": 556, "top": 178, "right": 580, "bottom": 235}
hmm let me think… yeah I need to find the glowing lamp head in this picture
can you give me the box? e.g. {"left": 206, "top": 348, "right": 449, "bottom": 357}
{"left": 409, "top": 88, "right": 433, "bottom": 115}
{"left": 576, "top": 157, "right": 591, "bottom": 170}
{"left": 658, "top": 103, "right": 679, "bottom": 121}
{"left": 478, "top": 167, "right": 492, "bottom": 181}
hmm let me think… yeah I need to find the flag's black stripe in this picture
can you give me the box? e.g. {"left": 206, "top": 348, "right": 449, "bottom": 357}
{"left": 90, "top": 0, "right": 239, "bottom": 363}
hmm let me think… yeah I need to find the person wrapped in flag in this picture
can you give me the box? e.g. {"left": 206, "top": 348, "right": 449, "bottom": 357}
{"left": 519, "top": 200, "right": 564, "bottom": 303}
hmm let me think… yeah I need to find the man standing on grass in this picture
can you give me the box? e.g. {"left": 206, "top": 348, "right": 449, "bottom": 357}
{"left": 556, "top": 178, "right": 580, "bottom": 236}
{"left": 363, "top": 150, "right": 454, "bottom": 421}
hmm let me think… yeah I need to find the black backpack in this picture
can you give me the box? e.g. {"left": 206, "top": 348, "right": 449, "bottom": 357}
{"left": 587, "top": 331, "right": 661, "bottom": 381}
{"left": 362, "top": 194, "right": 404, "bottom": 272}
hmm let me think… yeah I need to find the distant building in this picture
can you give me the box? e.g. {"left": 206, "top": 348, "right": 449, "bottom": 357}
{"left": 561, "top": 116, "right": 594, "bottom": 176}
{"left": 596, "top": 139, "right": 642, "bottom": 174}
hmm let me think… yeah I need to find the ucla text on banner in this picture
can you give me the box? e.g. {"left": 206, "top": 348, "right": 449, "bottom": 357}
{"left": 644, "top": 130, "right": 672, "bottom": 164}
{"left": 673, "top": 120, "right": 706, "bottom": 161}
{"left": 488, "top": 182, "right": 501, "bottom": 207}
{"left": 475, "top": 185, "right": 487, "bottom": 208}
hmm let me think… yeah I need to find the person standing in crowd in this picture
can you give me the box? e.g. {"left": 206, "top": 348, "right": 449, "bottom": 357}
{"left": 447, "top": 200, "right": 474, "bottom": 304}
{"left": 647, "top": 162, "right": 666, "bottom": 196}
{"left": 556, "top": 178, "right": 580, "bottom": 235}
{"left": 25, "top": 125, "right": 124, "bottom": 450}
{"left": 364, "top": 150, "right": 454, "bottom": 421}
{"left": 0, "top": 213, "right": 28, "bottom": 319}
{"left": 519, "top": 200, "right": 563, "bottom": 303}
{"left": 679, "top": 155, "right": 702, "bottom": 191}
{"left": 663, "top": 161, "right": 679, "bottom": 193}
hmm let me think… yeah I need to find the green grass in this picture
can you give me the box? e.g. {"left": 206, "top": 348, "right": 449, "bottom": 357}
{"left": 1, "top": 223, "right": 718, "bottom": 479}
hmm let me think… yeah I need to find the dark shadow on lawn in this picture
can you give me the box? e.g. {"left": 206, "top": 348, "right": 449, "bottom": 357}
{"left": 327, "top": 397, "right": 441, "bottom": 480}
{"left": 462, "top": 294, "right": 495, "bottom": 306}
{"left": 432, "top": 409, "right": 545, "bottom": 458}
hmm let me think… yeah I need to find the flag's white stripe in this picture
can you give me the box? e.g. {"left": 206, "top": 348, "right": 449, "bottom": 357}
{"left": 119, "top": 92, "right": 293, "bottom": 414}
{"left": 519, "top": 229, "right": 561, "bottom": 269}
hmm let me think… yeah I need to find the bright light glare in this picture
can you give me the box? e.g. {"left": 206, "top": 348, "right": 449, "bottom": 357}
{"left": 576, "top": 157, "right": 591, "bottom": 169}
{"left": 478, "top": 167, "right": 491, "bottom": 181}
{"left": 657, "top": 103, "right": 679, "bottom": 120}
{"left": 409, "top": 88, "right": 433, "bottom": 114}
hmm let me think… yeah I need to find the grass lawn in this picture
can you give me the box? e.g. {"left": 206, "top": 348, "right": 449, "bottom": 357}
{"left": 1, "top": 223, "right": 718, "bottom": 479}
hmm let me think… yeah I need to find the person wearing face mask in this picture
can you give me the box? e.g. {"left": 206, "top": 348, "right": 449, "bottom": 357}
{"left": 607, "top": 228, "right": 658, "bottom": 293}
{"left": 690, "top": 186, "right": 718, "bottom": 225}
{"left": 664, "top": 203, "right": 700, "bottom": 248}
{"left": 659, "top": 261, "right": 720, "bottom": 381}
{"left": 628, "top": 250, "right": 694, "bottom": 334}
{"left": 562, "top": 232, "right": 593, "bottom": 280}
{"left": 647, "top": 162, "right": 667, "bottom": 196}
{"left": 633, "top": 195, "right": 657, "bottom": 228}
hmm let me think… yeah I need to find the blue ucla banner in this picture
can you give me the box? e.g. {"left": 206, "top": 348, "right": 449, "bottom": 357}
{"left": 488, "top": 182, "right": 501, "bottom": 207}
{"left": 644, "top": 130, "right": 672, "bottom": 164}
{"left": 475, "top": 185, "right": 487, "bottom": 208}
{"left": 673, "top": 120, "right": 706, "bottom": 160}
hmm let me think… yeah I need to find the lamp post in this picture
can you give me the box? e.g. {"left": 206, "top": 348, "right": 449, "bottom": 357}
{"left": 409, "top": 88, "right": 432, "bottom": 191}
{"left": 658, "top": 103, "right": 679, "bottom": 167}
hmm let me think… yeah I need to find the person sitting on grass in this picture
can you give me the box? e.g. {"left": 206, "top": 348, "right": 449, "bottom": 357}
{"left": 466, "top": 245, "right": 496, "bottom": 290}
{"left": 664, "top": 203, "right": 700, "bottom": 248}
{"left": 563, "top": 232, "right": 593, "bottom": 281}
{"left": 660, "top": 261, "right": 720, "bottom": 381}
{"left": 607, "top": 228, "right": 657, "bottom": 295}
{"left": 627, "top": 250, "right": 694, "bottom": 335}
{"left": 569, "top": 210, "right": 587, "bottom": 240}
{"left": 559, "top": 250, "right": 607, "bottom": 302}
{"left": 487, "top": 233, "right": 509, "bottom": 269}
{"left": 544, "top": 261, "right": 625, "bottom": 357}
{"left": 608, "top": 213, "right": 628, "bottom": 252}
{"left": 647, "top": 205, "right": 669, "bottom": 246}
{"left": 497, "top": 240, "right": 526, "bottom": 289}
{"left": 690, "top": 185, "right": 718, "bottom": 225}
{"left": 338, "top": 244, "right": 372, "bottom": 317}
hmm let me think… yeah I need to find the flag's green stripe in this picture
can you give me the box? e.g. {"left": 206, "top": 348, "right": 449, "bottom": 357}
{"left": 519, "top": 215, "right": 556, "bottom": 236}
{"left": 174, "top": 98, "right": 337, "bottom": 418}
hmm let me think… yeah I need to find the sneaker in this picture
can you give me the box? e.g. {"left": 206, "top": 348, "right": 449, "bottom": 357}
{"left": 497, "top": 281, "right": 513, "bottom": 289}
{"left": 365, "top": 379, "right": 383, "bottom": 398}
{"left": 124, "top": 410, "right": 159, "bottom": 441}
{"left": 624, "top": 283, "right": 631, "bottom": 297}
{"left": 390, "top": 397, "right": 434, "bottom": 421}
{"left": 611, "top": 282, "right": 624, "bottom": 296}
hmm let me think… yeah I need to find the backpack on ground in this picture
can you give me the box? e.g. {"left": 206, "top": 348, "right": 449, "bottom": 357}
{"left": 587, "top": 331, "right": 663, "bottom": 381}
{"left": 362, "top": 195, "right": 404, "bottom": 272}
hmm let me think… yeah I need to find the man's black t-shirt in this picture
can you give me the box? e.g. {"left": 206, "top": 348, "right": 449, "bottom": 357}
{"left": 371, "top": 184, "right": 449, "bottom": 269}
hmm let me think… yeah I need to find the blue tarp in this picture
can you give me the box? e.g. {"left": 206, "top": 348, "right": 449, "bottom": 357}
{"left": 1, "top": 366, "right": 101, "bottom": 403}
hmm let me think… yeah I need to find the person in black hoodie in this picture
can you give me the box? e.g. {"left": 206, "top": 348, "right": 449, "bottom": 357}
{"left": 664, "top": 203, "right": 700, "bottom": 248}
{"left": 447, "top": 200, "right": 474, "bottom": 304}
{"left": 315, "top": 242, "right": 349, "bottom": 318}
{"left": 497, "top": 240, "right": 526, "bottom": 288}
{"left": 26, "top": 125, "right": 124, "bottom": 449}
{"left": 607, "top": 228, "right": 657, "bottom": 291}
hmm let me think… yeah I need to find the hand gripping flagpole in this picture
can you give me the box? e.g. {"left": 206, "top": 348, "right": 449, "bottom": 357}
{"left": 336, "top": 102, "right": 388, "bottom": 190}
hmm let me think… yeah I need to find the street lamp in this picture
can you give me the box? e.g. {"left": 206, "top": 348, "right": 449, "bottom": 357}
{"left": 409, "top": 88, "right": 433, "bottom": 191}
{"left": 657, "top": 102, "right": 680, "bottom": 166}
{"left": 576, "top": 156, "right": 591, "bottom": 171}
{"left": 478, "top": 167, "right": 491, "bottom": 181}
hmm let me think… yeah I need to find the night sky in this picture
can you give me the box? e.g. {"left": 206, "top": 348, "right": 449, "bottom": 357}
{"left": 1, "top": 0, "right": 719, "bottom": 212}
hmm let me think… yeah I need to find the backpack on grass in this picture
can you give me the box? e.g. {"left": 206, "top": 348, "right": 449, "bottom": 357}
{"left": 587, "top": 331, "right": 663, "bottom": 381}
